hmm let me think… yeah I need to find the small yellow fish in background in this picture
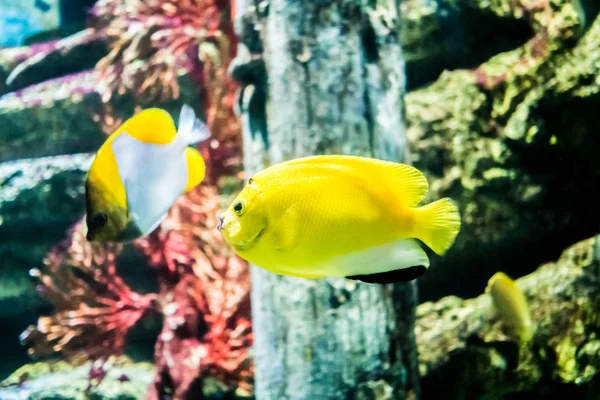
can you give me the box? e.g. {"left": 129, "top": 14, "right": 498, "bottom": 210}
{"left": 218, "top": 155, "right": 461, "bottom": 283}
{"left": 85, "top": 105, "right": 210, "bottom": 243}
{"left": 486, "top": 272, "right": 535, "bottom": 344}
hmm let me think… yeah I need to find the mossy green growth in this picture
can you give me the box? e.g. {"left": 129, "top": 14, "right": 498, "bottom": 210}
{"left": 405, "top": 3, "right": 600, "bottom": 301}
{"left": 416, "top": 236, "right": 600, "bottom": 398}
{"left": 0, "top": 356, "right": 154, "bottom": 400}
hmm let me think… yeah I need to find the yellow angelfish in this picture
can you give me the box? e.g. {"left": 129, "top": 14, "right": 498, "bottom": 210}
{"left": 486, "top": 272, "right": 535, "bottom": 344}
{"left": 85, "top": 105, "right": 210, "bottom": 243}
{"left": 218, "top": 155, "right": 461, "bottom": 283}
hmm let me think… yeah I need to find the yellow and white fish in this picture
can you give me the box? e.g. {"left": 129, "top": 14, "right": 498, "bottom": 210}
{"left": 84, "top": 105, "right": 210, "bottom": 243}
{"left": 218, "top": 155, "right": 461, "bottom": 283}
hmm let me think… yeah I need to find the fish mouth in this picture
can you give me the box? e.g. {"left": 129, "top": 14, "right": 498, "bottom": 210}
{"left": 114, "top": 221, "right": 143, "bottom": 243}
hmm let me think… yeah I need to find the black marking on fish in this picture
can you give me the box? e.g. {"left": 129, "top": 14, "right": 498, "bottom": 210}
{"left": 84, "top": 180, "right": 96, "bottom": 240}
{"left": 347, "top": 265, "right": 427, "bottom": 284}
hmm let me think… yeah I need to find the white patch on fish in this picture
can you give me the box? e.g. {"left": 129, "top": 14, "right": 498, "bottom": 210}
{"left": 273, "top": 238, "right": 430, "bottom": 278}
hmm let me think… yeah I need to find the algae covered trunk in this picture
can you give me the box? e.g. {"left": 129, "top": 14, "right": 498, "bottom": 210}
{"left": 231, "top": 0, "right": 419, "bottom": 399}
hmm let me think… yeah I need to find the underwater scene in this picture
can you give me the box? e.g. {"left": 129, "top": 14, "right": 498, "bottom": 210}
{"left": 1, "top": 0, "right": 600, "bottom": 399}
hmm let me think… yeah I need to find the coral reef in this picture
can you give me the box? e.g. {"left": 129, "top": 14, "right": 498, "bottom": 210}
{"left": 3, "top": 0, "right": 600, "bottom": 398}
{"left": 405, "top": 0, "right": 600, "bottom": 301}
{"left": 0, "top": 29, "right": 107, "bottom": 95}
{"left": 415, "top": 235, "right": 600, "bottom": 398}
{"left": 20, "top": 184, "right": 252, "bottom": 399}
{"left": 137, "top": 185, "right": 252, "bottom": 400}
{"left": 0, "top": 154, "right": 95, "bottom": 378}
{"left": 0, "top": 70, "right": 108, "bottom": 162}
{"left": 399, "top": 0, "right": 534, "bottom": 90}
{"left": 0, "top": 355, "right": 247, "bottom": 400}
{"left": 19, "top": 221, "right": 156, "bottom": 363}
{"left": 1, "top": 0, "right": 250, "bottom": 398}
{"left": 91, "top": 0, "right": 230, "bottom": 103}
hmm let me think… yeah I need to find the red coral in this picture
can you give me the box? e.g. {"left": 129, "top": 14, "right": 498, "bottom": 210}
{"left": 20, "top": 221, "right": 158, "bottom": 365}
{"left": 139, "top": 185, "right": 253, "bottom": 399}
{"left": 21, "top": 0, "right": 252, "bottom": 397}
{"left": 22, "top": 187, "right": 253, "bottom": 398}
{"left": 91, "top": 0, "right": 234, "bottom": 104}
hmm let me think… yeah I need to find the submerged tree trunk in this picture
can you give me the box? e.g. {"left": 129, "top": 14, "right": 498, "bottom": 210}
{"left": 231, "top": 1, "right": 419, "bottom": 399}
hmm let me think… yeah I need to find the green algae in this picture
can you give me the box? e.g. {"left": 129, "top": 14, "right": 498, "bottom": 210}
{"left": 416, "top": 236, "right": 600, "bottom": 398}
{"left": 405, "top": 3, "right": 600, "bottom": 301}
{"left": 0, "top": 357, "right": 154, "bottom": 400}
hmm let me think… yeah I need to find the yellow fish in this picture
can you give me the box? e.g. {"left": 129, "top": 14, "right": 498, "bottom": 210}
{"left": 85, "top": 105, "right": 210, "bottom": 243}
{"left": 218, "top": 155, "right": 461, "bottom": 283}
{"left": 486, "top": 272, "right": 535, "bottom": 344}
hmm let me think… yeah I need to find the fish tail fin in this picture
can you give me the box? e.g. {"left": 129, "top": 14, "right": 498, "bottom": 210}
{"left": 414, "top": 198, "right": 461, "bottom": 255}
{"left": 177, "top": 104, "right": 211, "bottom": 145}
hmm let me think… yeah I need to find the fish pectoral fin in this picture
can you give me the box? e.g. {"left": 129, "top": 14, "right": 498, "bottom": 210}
{"left": 272, "top": 203, "right": 299, "bottom": 251}
{"left": 145, "top": 211, "right": 168, "bottom": 236}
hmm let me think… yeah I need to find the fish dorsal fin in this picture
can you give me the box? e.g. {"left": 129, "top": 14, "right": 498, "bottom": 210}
{"left": 259, "top": 155, "right": 429, "bottom": 207}
{"left": 184, "top": 147, "right": 206, "bottom": 192}
{"left": 113, "top": 108, "right": 177, "bottom": 145}
{"left": 272, "top": 203, "right": 299, "bottom": 251}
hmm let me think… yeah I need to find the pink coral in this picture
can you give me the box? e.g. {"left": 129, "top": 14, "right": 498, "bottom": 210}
{"left": 90, "top": 0, "right": 234, "bottom": 104}
{"left": 139, "top": 185, "right": 253, "bottom": 399}
{"left": 22, "top": 186, "right": 253, "bottom": 398}
{"left": 21, "top": 0, "right": 252, "bottom": 397}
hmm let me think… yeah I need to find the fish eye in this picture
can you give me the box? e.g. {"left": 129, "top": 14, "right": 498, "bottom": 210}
{"left": 233, "top": 201, "right": 245, "bottom": 215}
{"left": 94, "top": 213, "right": 108, "bottom": 227}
